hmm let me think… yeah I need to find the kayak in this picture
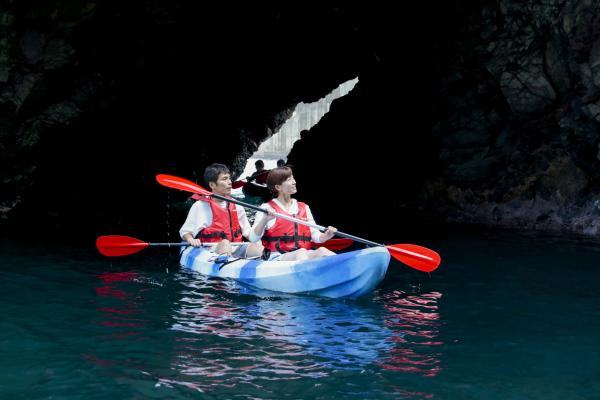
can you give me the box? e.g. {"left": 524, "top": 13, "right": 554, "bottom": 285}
{"left": 242, "top": 181, "right": 271, "bottom": 201}
{"left": 179, "top": 246, "right": 390, "bottom": 299}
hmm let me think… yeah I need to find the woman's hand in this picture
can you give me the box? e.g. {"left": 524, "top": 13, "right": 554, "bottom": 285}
{"left": 215, "top": 239, "right": 233, "bottom": 256}
{"left": 264, "top": 206, "right": 276, "bottom": 223}
{"left": 322, "top": 226, "right": 337, "bottom": 241}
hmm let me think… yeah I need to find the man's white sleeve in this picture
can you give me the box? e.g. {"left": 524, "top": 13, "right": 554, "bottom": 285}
{"left": 179, "top": 201, "right": 211, "bottom": 239}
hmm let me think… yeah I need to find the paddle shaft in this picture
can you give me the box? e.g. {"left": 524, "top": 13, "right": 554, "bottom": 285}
{"left": 211, "top": 193, "right": 384, "bottom": 248}
{"left": 148, "top": 242, "right": 245, "bottom": 247}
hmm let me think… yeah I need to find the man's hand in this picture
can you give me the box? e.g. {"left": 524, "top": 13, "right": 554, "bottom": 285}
{"left": 186, "top": 237, "right": 202, "bottom": 247}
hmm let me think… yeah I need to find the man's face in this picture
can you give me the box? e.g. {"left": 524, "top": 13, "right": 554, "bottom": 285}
{"left": 209, "top": 173, "right": 232, "bottom": 196}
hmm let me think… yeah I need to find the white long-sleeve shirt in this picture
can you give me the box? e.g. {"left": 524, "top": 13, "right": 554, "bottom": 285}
{"left": 249, "top": 199, "right": 323, "bottom": 244}
{"left": 179, "top": 200, "right": 251, "bottom": 240}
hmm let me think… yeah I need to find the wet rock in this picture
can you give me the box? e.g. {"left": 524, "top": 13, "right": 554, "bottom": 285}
{"left": 499, "top": 66, "right": 556, "bottom": 115}
{"left": 20, "top": 31, "right": 45, "bottom": 65}
{"left": 42, "top": 39, "right": 75, "bottom": 70}
{"left": 0, "top": 36, "right": 16, "bottom": 83}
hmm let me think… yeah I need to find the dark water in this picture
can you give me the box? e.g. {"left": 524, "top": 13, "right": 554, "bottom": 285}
{"left": 1, "top": 232, "right": 599, "bottom": 399}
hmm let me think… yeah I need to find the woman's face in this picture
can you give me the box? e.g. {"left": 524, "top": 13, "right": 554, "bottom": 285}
{"left": 276, "top": 175, "right": 297, "bottom": 195}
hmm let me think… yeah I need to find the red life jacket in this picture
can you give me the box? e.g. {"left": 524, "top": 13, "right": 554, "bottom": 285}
{"left": 197, "top": 197, "right": 243, "bottom": 243}
{"left": 262, "top": 200, "right": 312, "bottom": 253}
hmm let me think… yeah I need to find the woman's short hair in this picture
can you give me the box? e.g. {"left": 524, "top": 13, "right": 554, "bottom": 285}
{"left": 266, "top": 167, "right": 293, "bottom": 194}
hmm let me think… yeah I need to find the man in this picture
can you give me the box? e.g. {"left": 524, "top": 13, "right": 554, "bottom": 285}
{"left": 180, "top": 163, "right": 264, "bottom": 257}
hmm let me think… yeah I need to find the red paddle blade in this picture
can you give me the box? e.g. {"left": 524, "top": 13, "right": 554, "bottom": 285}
{"left": 312, "top": 238, "right": 353, "bottom": 251}
{"left": 232, "top": 180, "right": 246, "bottom": 189}
{"left": 386, "top": 244, "right": 441, "bottom": 272}
{"left": 156, "top": 174, "right": 211, "bottom": 196}
{"left": 96, "top": 235, "right": 149, "bottom": 257}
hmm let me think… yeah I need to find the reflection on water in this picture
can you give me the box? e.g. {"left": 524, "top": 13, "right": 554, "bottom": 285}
{"left": 95, "top": 271, "right": 144, "bottom": 335}
{"left": 5, "top": 234, "right": 600, "bottom": 399}
{"left": 89, "top": 268, "right": 444, "bottom": 397}
{"left": 379, "top": 291, "right": 443, "bottom": 377}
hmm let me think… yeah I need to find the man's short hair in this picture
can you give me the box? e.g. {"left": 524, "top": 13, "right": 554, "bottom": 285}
{"left": 203, "top": 163, "right": 230, "bottom": 186}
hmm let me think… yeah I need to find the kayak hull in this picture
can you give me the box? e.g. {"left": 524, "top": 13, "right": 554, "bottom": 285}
{"left": 180, "top": 246, "right": 390, "bottom": 299}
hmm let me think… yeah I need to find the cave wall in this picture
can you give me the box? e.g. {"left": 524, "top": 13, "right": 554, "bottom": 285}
{"left": 0, "top": 2, "right": 372, "bottom": 240}
{"left": 3, "top": 1, "right": 600, "bottom": 242}
{"left": 290, "top": 0, "right": 600, "bottom": 238}
{"left": 426, "top": 0, "right": 600, "bottom": 235}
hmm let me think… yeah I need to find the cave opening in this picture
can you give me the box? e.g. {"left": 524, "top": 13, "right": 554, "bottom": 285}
{"left": 237, "top": 78, "right": 359, "bottom": 188}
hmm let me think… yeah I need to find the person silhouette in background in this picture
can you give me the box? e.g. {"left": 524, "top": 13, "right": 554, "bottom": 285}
{"left": 247, "top": 159, "right": 269, "bottom": 185}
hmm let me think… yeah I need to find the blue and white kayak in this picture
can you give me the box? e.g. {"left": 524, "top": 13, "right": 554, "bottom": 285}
{"left": 179, "top": 246, "right": 390, "bottom": 299}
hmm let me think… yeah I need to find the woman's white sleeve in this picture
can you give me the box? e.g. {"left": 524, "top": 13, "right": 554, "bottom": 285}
{"left": 249, "top": 204, "right": 270, "bottom": 243}
{"left": 237, "top": 205, "right": 251, "bottom": 239}
{"left": 304, "top": 205, "right": 324, "bottom": 243}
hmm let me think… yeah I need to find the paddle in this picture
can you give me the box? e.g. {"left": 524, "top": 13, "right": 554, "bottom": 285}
{"left": 96, "top": 235, "right": 188, "bottom": 257}
{"left": 96, "top": 235, "right": 354, "bottom": 257}
{"left": 156, "top": 174, "right": 441, "bottom": 272}
{"left": 232, "top": 169, "right": 270, "bottom": 189}
{"left": 311, "top": 238, "right": 354, "bottom": 251}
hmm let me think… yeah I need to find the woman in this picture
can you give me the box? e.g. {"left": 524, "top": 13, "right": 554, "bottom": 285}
{"left": 250, "top": 167, "right": 338, "bottom": 261}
